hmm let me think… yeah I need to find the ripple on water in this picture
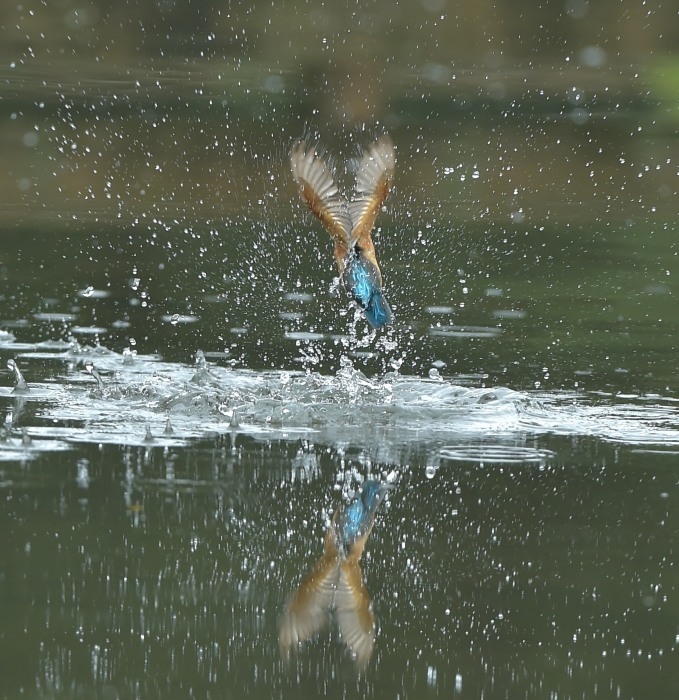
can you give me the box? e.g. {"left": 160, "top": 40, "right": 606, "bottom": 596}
{"left": 70, "top": 326, "right": 108, "bottom": 335}
{"left": 33, "top": 312, "right": 78, "bottom": 322}
{"left": 439, "top": 445, "right": 556, "bottom": 464}
{"left": 429, "top": 325, "right": 502, "bottom": 339}
{"left": 0, "top": 435, "right": 72, "bottom": 463}
{"left": 285, "top": 331, "right": 326, "bottom": 341}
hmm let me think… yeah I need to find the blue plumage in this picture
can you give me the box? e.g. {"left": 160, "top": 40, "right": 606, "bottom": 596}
{"left": 341, "top": 494, "right": 367, "bottom": 544}
{"left": 342, "top": 252, "right": 394, "bottom": 330}
{"left": 365, "top": 289, "right": 393, "bottom": 329}
{"left": 338, "top": 480, "right": 390, "bottom": 549}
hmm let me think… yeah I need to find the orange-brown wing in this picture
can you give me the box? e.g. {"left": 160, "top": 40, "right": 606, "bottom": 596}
{"left": 278, "top": 534, "right": 340, "bottom": 663}
{"left": 348, "top": 135, "right": 396, "bottom": 271}
{"left": 335, "top": 559, "right": 375, "bottom": 670}
{"left": 290, "top": 140, "right": 352, "bottom": 266}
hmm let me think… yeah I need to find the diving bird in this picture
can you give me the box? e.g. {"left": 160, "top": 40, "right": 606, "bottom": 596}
{"left": 290, "top": 135, "right": 395, "bottom": 329}
{"left": 279, "top": 480, "right": 392, "bottom": 669}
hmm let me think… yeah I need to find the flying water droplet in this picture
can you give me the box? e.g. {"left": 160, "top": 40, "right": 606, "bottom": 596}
{"left": 7, "top": 359, "right": 29, "bottom": 393}
{"left": 191, "top": 350, "right": 210, "bottom": 383}
{"left": 122, "top": 347, "right": 137, "bottom": 364}
{"left": 339, "top": 355, "right": 353, "bottom": 370}
{"left": 76, "top": 458, "right": 90, "bottom": 489}
{"left": 84, "top": 362, "right": 104, "bottom": 395}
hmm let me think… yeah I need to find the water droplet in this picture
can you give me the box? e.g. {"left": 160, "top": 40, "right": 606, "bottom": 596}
{"left": 7, "top": 359, "right": 29, "bottom": 392}
{"left": 122, "top": 347, "right": 136, "bottom": 364}
{"left": 76, "top": 458, "right": 90, "bottom": 489}
{"left": 339, "top": 355, "right": 353, "bottom": 369}
{"left": 84, "top": 362, "right": 104, "bottom": 394}
{"left": 389, "top": 357, "right": 403, "bottom": 371}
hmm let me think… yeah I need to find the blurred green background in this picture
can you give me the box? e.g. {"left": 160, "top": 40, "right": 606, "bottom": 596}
{"left": 1, "top": 0, "right": 678, "bottom": 225}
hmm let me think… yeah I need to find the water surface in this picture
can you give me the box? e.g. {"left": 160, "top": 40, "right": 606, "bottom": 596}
{"left": 1, "top": 2, "right": 678, "bottom": 698}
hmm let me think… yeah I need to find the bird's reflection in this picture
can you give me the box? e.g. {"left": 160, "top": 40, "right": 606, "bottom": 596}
{"left": 290, "top": 135, "right": 395, "bottom": 329}
{"left": 279, "top": 480, "right": 391, "bottom": 670}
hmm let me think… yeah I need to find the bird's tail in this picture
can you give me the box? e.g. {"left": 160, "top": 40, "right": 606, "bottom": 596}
{"left": 342, "top": 254, "right": 394, "bottom": 329}
{"left": 365, "top": 289, "right": 393, "bottom": 329}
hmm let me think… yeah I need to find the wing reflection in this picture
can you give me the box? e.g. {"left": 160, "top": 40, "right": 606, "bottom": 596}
{"left": 279, "top": 480, "right": 391, "bottom": 670}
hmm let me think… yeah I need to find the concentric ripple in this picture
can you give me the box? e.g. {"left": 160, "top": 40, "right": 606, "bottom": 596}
{"left": 439, "top": 445, "right": 556, "bottom": 464}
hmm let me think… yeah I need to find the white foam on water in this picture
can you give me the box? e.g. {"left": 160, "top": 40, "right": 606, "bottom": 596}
{"left": 0, "top": 345, "right": 677, "bottom": 458}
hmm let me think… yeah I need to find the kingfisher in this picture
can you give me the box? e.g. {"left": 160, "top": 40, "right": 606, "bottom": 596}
{"left": 290, "top": 135, "right": 395, "bottom": 329}
{"left": 279, "top": 480, "right": 392, "bottom": 669}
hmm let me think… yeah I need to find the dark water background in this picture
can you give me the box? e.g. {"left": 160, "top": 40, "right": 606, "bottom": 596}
{"left": 1, "top": 1, "right": 678, "bottom": 698}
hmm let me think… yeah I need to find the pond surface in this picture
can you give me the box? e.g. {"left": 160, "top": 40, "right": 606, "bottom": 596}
{"left": 1, "top": 2, "right": 679, "bottom": 698}
{"left": 1, "top": 231, "right": 678, "bottom": 698}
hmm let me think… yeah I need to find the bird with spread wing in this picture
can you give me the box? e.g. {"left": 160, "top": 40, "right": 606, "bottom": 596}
{"left": 290, "top": 135, "right": 395, "bottom": 329}
{"left": 279, "top": 480, "right": 392, "bottom": 670}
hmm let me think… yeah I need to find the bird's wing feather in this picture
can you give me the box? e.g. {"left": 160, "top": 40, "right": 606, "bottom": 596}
{"left": 290, "top": 140, "right": 352, "bottom": 258}
{"left": 335, "top": 559, "right": 375, "bottom": 670}
{"left": 349, "top": 135, "right": 395, "bottom": 251}
{"left": 278, "top": 538, "right": 340, "bottom": 662}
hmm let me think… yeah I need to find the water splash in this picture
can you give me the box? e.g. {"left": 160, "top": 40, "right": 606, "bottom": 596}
{"left": 0, "top": 344, "right": 677, "bottom": 456}
{"left": 7, "top": 359, "right": 29, "bottom": 393}
{"left": 84, "top": 361, "right": 105, "bottom": 396}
